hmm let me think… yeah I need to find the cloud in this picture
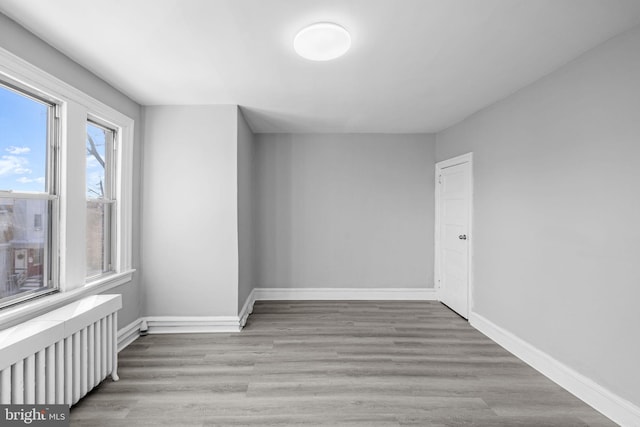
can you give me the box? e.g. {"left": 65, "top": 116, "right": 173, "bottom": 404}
{"left": 87, "top": 171, "right": 104, "bottom": 186}
{"left": 16, "top": 176, "right": 45, "bottom": 184}
{"left": 0, "top": 155, "right": 32, "bottom": 176}
{"left": 86, "top": 155, "right": 101, "bottom": 169}
{"left": 6, "top": 146, "right": 31, "bottom": 155}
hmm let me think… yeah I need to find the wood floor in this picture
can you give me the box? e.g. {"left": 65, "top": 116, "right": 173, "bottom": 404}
{"left": 71, "top": 301, "right": 615, "bottom": 426}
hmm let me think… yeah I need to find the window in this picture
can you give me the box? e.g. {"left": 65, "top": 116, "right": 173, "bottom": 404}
{"left": 0, "top": 47, "right": 134, "bottom": 319}
{"left": 0, "top": 79, "right": 58, "bottom": 308}
{"left": 86, "top": 121, "right": 115, "bottom": 278}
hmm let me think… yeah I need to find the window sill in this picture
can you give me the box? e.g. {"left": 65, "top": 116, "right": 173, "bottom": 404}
{"left": 0, "top": 269, "right": 135, "bottom": 330}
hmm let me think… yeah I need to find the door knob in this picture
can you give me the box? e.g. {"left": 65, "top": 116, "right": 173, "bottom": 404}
{"left": 458, "top": 235, "right": 467, "bottom": 240}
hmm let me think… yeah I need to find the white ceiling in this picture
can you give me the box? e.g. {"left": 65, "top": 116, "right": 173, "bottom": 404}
{"left": 1, "top": 0, "right": 640, "bottom": 133}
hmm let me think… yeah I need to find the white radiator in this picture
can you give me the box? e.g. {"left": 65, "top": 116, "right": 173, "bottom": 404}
{"left": 0, "top": 294, "right": 121, "bottom": 406}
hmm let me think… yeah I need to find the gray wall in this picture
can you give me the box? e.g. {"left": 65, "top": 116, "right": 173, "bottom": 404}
{"left": 256, "top": 133, "right": 435, "bottom": 289}
{"left": 142, "top": 105, "right": 239, "bottom": 317}
{"left": 237, "top": 109, "right": 256, "bottom": 310}
{"left": 0, "top": 12, "right": 143, "bottom": 328}
{"left": 436, "top": 26, "right": 640, "bottom": 407}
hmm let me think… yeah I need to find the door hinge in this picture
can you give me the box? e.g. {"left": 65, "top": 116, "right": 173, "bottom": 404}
{"left": 438, "top": 175, "right": 442, "bottom": 184}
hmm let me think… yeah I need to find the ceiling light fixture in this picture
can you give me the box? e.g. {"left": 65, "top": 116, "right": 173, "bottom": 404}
{"left": 294, "top": 22, "right": 351, "bottom": 61}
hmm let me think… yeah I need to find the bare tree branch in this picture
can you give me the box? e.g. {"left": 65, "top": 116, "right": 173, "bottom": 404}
{"left": 87, "top": 134, "right": 106, "bottom": 197}
{"left": 87, "top": 134, "right": 105, "bottom": 168}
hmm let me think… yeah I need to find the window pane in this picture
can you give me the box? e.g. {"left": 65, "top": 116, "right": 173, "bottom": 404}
{"left": 86, "top": 121, "right": 114, "bottom": 278}
{"left": 0, "top": 84, "right": 48, "bottom": 193}
{"left": 86, "top": 122, "right": 109, "bottom": 198}
{"left": 86, "top": 200, "right": 107, "bottom": 277}
{"left": 0, "top": 198, "right": 50, "bottom": 302}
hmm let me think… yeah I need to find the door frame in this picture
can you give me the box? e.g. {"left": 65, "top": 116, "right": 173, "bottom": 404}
{"left": 434, "top": 152, "right": 474, "bottom": 318}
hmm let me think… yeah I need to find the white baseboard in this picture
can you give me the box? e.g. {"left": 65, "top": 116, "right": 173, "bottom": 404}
{"left": 470, "top": 311, "right": 640, "bottom": 427}
{"left": 144, "top": 316, "right": 242, "bottom": 333}
{"left": 116, "top": 314, "right": 242, "bottom": 348}
{"left": 117, "top": 318, "right": 145, "bottom": 352}
{"left": 252, "top": 287, "right": 437, "bottom": 301}
{"left": 143, "top": 289, "right": 259, "bottom": 334}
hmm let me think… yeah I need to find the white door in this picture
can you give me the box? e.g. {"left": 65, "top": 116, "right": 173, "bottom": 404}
{"left": 435, "top": 153, "right": 472, "bottom": 319}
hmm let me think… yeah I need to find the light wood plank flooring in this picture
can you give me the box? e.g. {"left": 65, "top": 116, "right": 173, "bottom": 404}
{"left": 71, "top": 301, "right": 615, "bottom": 426}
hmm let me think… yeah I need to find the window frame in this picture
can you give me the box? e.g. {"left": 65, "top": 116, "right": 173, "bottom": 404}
{"left": 0, "top": 45, "right": 135, "bottom": 323}
{"left": 86, "top": 118, "right": 117, "bottom": 280}
{"left": 0, "top": 76, "right": 60, "bottom": 309}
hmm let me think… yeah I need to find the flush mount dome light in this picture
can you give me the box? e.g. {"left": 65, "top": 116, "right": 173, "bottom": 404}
{"left": 294, "top": 22, "right": 351, "bottom": 61}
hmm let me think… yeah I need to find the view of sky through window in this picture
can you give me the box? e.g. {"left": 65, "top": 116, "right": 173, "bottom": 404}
{"left": 0, "top": 84, "right": 48, "bottom": 193}
{"left": 86, "top": 122, "right": 107, "bottom": 199}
